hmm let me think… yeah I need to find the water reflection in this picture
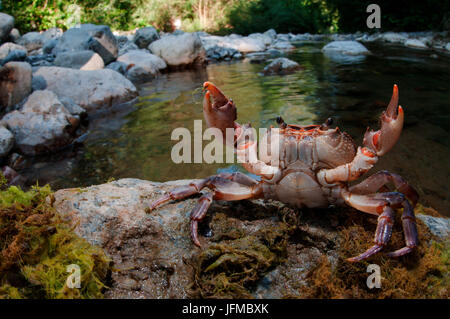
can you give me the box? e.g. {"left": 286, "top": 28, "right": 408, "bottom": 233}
{"left": 26, "top": 43, "right": 449, "bottom": 215}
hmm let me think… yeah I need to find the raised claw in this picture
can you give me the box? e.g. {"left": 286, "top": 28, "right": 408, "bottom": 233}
{"left": 203, "top": 82, "right": 238, "bottom": 141}
{"left": 363, "top": 84, "right": 404, "bottom": 156}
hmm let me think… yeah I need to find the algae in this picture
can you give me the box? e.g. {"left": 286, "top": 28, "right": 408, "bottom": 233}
{"left": 191, "top": 208, "right": 293, "bottom": 299}
{"left": 299, "top": 206, "right": 449, "bottom": 299}
{"left": 0, "top": 176, "right": 110, "bottom": 299}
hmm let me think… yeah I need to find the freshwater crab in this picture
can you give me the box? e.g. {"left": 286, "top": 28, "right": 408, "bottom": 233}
{"left": 149, "top": 82, "right": 419, "bottom": 262}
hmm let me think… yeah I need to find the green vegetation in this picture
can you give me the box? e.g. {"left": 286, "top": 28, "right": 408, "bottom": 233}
{"left": 1, "top": 0, "right": 448, "bottom": 34}
{"left": 0, "top": 176, "right": 110, "bottom": 299}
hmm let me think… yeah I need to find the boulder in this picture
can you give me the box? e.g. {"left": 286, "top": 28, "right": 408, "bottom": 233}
{"left": 417, "top": 214, "right": 450, "bottom": 239}
{"left": 445, "top": 43, "right": 450, "bottom": 51}
{"left": 25, "top": 54, "right": 54, "bottom": 67}
{"left": 133, "top": 27, "right": 159, "bottom": 49}
{"left": 54, "top": 50, "right": 104, "bottom": 70}
{"left": 0, "top": 42, "right": 26, "bottom": 59}
{"left": 0, "top": 62, "right": 32, "bottom": 110}
{"left": 118, "top": 40, "right": 139, "bottom": 56}
{"left": 149, "top": 32, "right": 206, "bottom": 68}
{"left": 117, "top": 50, "right": 166, "bottom": 82}
{"left": 322, "top": 41, "right": 370, "bottom": 56}
{"left": 0, "top": 13, "right": 14, "bottom": 42}
{"left": 248, "top": 32, "right": 273, "bottom": 46}
{"left": 32, "top": 66, "right": 138, "bottom": 113}
{"left": 0, "top": 126, "right": 14, "bottom": 157}
{"left": 2, "top": 90, "right": 80, "bottom": 155}
{"left": 405, "top": 39, "right": 428, "bottom": 49}
{"left": 106, "top": 61, "right": 127, "bottom": 75}
{"left": 263, "top": 29, "right": 277, "bottom": 41}
{"left": 54, "top": 24, "right": 118, "bottom": 64}
{"left": 262, "top": 57, "right": 301, "bottom": 75}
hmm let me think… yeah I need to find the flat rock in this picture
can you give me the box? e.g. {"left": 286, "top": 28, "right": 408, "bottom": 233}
{"left": 32, "top": 66, "right": 138, "bottom": 113}
{"left": 322, "top": 41, "right": 370, "bottom": 56}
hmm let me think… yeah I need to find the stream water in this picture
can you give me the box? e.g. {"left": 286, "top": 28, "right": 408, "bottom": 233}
{"left": 21, "top": 42, "right": 450, "bottom": 215}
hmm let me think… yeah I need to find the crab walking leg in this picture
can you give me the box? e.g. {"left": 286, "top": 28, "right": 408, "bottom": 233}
{"left": 189, "top": 179, "right": 263, "bottom": 246}
{"left": 349, "top": 170, "right": 418, "bottom": 206}
{"left": 341, "top": 189, "right": 419, "bottom": 261}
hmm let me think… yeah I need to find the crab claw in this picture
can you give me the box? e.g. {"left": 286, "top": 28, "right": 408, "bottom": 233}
{"left": 363, "top": 84, "right": 404, "bottom": 156}
{"left": 203, "top": 82, "right": 239, "bottom": 142}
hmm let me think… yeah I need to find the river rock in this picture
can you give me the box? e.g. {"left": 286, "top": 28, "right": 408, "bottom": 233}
{"left": 262, "top": 57, "right": 301, "bottom": 75}
{"left": 405, "top": 39, "right": 428, "bottom": 49}
{"left": 133, "top": 27, "right": 159, "bottom": 49}
{"left": 149, "top": 32, "right": 206, "bottom": 68}
{"left": 445, "top": 43, "right": 450, "bottom": 51}
{"left": 2, "top": 90, "right": 80, "bottom": 155}
{"left": 0, "top": 126, "right": 14, "bottom": 157}
{"left": 118, "top": 40, "right": 139, "bottom": 56}
{"left": 117, "top": 50, "right": 166, "bottom": 82}
{"left": 248, "top": 32, "right": 273, "bottom": 46}
{"left": 270, "top": 40, "right": 294, "bottom": 50}
{"left": 417, "top": 214, "right": 450, "bottom": 239}
{"left": 54, "top": 24, "right": 118, "bottom": 64}
{"left": 0, "top": 42, "right": 26, "bottom": 59}
{"left": 0, "top": 49, "right": 27, "bottom": 66}
{"left": 54, "top": 50, "right": 104, "bottom": 70}
{"left": 322, "top": 41, "right": 370, "bottom": 56}
{"left": 25, "top": 54, "right": 54, "bottom": 67}
{"left": 0, "top": 62, "right": 32, "bottom": 110}
{"left": 8, "top": 28, "right": 20, "bottom": 43}
{"left": 106, "top": 61, "right": 127, "bottom": 75}
{"left": 32, "top": 66, "right": 138, "bottom": 113}
{"left": 0, "top": 13, "right": 14, "bottom": 42}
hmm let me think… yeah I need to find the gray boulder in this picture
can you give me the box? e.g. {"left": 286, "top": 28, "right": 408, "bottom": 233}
{"left": 2, "top": 90, "right": 80, "bottom": 155}
{"left": 17, "top": 28, "right": 62, "bottom": 52}
{"left": 0, "top": 49, "right": 27, "bottom": 66}
{"left": 54, "top": 24, "right": 118, "bottom": 64}
{"left": 149, "top": 32, "right": 206, "bottom": 68}
{"left": 322, "top": 41, "right": 370, "bottom": 56}
{"left": 133, "top": 27, "right": 160, "bottom": 49}
{"left": 54, "top": 50, "right": 104, "bottom": 70}
{"left": 0, "top": 13, "right": 14, "bottom": 42}
{"left": 262, "top": 57, "right": 301, "bottom": 75}
{"left": 117, "top": 50, "right": 166, "bottom": 82}
{"left": 8, "top": 28, "right": 21, "bottom": 43}
{"left": 417, "top": 214, "right": 450, "bottom": 239}
{"left": 32, "top": 66, "right": 138, "bottom": 113}
{"left": 118, "top": 40, "right": 139, "bottom": 56}
{"left": 0, "top": 62, "right": 32, "bottom": 110}
{"left": 106, "top": 61, "right": 127, "bottom": 75}
{"left": 0, "top": 126, "right": 14, "bottom": 157}
{"left": 405, "top": 39, "right": 428, "bottom": 49}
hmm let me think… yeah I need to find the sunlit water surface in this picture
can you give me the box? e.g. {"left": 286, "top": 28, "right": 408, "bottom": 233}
{"left": 23, "top": 43, "right": 450, "bottom": 215}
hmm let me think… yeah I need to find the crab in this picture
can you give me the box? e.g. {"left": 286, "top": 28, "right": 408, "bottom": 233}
{"left": 149, "top": 82, "right": 419, "bottom": 262}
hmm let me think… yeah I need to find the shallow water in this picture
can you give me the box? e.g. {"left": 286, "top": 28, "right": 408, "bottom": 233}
{"left": 24, "top": 42, "right": 450, "bottom": 215}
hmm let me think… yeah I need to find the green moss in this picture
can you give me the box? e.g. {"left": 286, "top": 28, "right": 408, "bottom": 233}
{"left": 0, "top": 176, "right": 110, "bottom": 299}
{"left": 191, "top": 210, "right": 291, "bottom": 298}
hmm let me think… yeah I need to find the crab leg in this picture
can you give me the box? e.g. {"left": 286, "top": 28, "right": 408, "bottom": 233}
{"left": 149, "top": 173, "right": 263, "bottom": 246}
{"left": 341, "top": 189, "right": 418, "bottom": 261}
{"left": 349, "top": 170, "right": 418, "bottom": 206}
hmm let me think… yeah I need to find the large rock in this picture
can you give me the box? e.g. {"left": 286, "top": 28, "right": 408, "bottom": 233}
{"left": 0, "top": 126, "right": 14, "bottom": 157}
{"left": 2, "top": 90, "right": 80, "bottom": 155}
{"left": 117, "top": 50, "right": 166, "bottom": 82}
{"left": 262, "top": 57, "right": 301, "bottom": 75}
{"left": 52, "top": 178, "right": 449, "bottom": 299}
{"left": 149, "top": 32, "right": 206, "bottom": 68}
{"left": 322, "top": 41, "right": 370, "bottom": 56}
{"left": 54, "top": 24, "right": 118, "bottom": 64}
{"left": 54, "top": 50, "right": 104, "bottom": 70}
{"left": 0, "top": 42, "right": 26, "bottom": 59}
{"left": 0, "top": 13, "right": 14, "bottom": 42}
{"left": 32, "top": 66, "right": 138, "bottom": 113}
{"left": 133, "top": 27, "right": 159, "bottom": 49}
{"left": 0, "top": 62, "right": 32, "bottom": 110}
{"left": 381, "top": 32, "right": 408, "bottom": 44}
{"left": 201, "top": 34, "right": 266, "bottom": 54}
